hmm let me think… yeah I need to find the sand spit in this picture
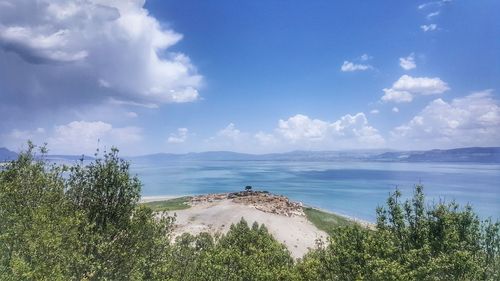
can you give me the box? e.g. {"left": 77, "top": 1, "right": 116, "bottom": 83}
{"left": 166, "top": 191, "right": 328, "bottom": 258}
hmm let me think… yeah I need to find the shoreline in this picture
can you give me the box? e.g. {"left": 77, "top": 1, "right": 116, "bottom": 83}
{"left": 144, "top": 192, "right": 327, "bottom": 258}
{"left": 140, "top": 193, "right": 374, "bottom": 226}
{"left": 140, "top": 191, "right": 376, "bottom": 258}
{"left": 140, "top": 194, "right": 190, "bottom": 203}
{"left": 302, "top": 204, "right": 375, "bottom": 228}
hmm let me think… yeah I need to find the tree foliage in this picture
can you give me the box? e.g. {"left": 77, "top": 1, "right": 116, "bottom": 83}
{"left": 0, "top": 142, "right": 85, "bottom": 280}
{"left": 297, "top": 185, "right": 500, "bottom": 281}
{"left": 0, "top": 144, "right": 173, "bottom": 280}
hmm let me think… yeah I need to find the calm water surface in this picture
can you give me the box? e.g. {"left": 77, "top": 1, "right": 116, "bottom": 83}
{"left": 131, "top": 161, "right": 500, "bottom": 222}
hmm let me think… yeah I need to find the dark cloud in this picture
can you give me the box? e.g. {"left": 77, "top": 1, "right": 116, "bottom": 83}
{"left": 0, "top": 0, "right": 202, "bottom": 125}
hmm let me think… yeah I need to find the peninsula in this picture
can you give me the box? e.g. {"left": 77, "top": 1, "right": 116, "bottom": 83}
{"left": 141, "top": 190, "right": 364, "bottom": 258}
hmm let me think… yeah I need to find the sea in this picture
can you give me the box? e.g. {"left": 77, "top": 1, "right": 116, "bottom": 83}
{"left": 131, "top": 160, "right": 500, "bottom": 222}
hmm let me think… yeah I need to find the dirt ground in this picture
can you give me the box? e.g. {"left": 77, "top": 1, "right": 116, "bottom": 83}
{"left": 169, "top": 198, "right": 328, "bottom": 259}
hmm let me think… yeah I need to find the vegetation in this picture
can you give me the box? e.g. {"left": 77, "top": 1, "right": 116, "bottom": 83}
{"left": 0, "top": 143, "right": 499, "bottom": 280}
{"left": 142, "top": 196, "right": 192, "bottom": 212}
{"left": 165, "top": 219, "right": 297, "bottom": 280}
{"left": 297, "top": 186, "right": 500, "bottom": 280}
{"left": 303, "top": 207, "right": 355, "bottom": 235}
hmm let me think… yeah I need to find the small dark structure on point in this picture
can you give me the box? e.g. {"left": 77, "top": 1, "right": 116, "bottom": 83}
{"left": 245, "top": 185, "right": 252, "bottom": 191}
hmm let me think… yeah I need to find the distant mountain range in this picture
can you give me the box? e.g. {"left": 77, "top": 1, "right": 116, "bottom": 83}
{"left": 0, "top": 147, "right": 17, "bottom": 161}
{"left": 369, "top": 147, "right": 500, "bottom": 163}
{"left": 1, "top": 147, "right": 500, "bottom": 163}
{"left": 0, "top": 148, "right": 94, "bottom": 162}
{"left": 130, "top": 147, "right": 500, "bottom": 163}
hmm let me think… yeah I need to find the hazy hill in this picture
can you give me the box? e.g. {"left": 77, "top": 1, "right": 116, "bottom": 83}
{"left": 130, "top": 149, "right": 391, "bottom": 163}
{"left": 0, "top": 148, "right": 17, "bottom": 161}
{"left": 371, "top": 147, "right": 500, "bottom": 163}
{"left": 130, "top": 147, "right": 500, "bottom": 163}
{"left": 0, "top": 148, "right": 95, "bottom": 163}
{"left": 4, "top": 146, "right": 499, "bottom": 163}
{"left": 43, "top": 155, "right": 95, "bottom": 161}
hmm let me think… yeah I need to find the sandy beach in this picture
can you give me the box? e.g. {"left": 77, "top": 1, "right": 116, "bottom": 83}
{"left": 142, "top": 192, "right": 331, "bottom": 258}
{"left": 169, "top": 198, "right": 327, "bottom": 258}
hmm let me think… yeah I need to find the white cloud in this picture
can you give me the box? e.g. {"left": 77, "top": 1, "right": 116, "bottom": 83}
{"left": 0, "top": 0, "right": 203, "bottom": 119}
{"left": 421, "top": 24, "right": 437, "bottom": 32}
{"left": 370, "top": 109, "right": 380, "bottom": 114}
{"left": 167, "top": 128, "right": 189, "bottom": 144}
{"left": 203, "top": 123, "right": 252, "bottom": 152}
{"left": 0, "top": 128, "right": 47, "bottom": 152}
{"left": 254, "top": 131, "right": 278, "bottom": 146}
{"left": 382, "top": 75, "right": 449, "bottom": 103}
{"left": 2, "top": 120, "right": 144, "bottom": 154}
{"left": 48, "top": 121, "right": 142, "bottom": 154}
{"left": 331, "top": 113, "right": 385, "bottom": 146}
{"left": 382, "top": 88, "right": 414, "bottom": 103}
{"left": 217, "top": 123, "right": 242, "bottom": 141}
{"left": 399, "top": 53, "right": 416, "bottom": 70}
{"left": 108, "top": 98, "right": 159, "bottom": 109}
{"left": 392, "top": 75, "right": 449, "bottom": 95}
{"left": 392, "top": 107, "right": 400, "bottom": 113}
{"left": 126, "top": 111, "right": 138, "bottom": 118}
{"left": 360, "top": 54, "right": 371, "bottom": 61}
{"left": 427, "top": 11, "right": 440, "bottom": 19}
{"left": 418, "top": 0, "right": 451, "bottom": 10}
{"left": 98, "top": 79, "right": 111, "bottom": 88}
{"left": 277, "top": 113, "right": 385, "bottom": 147}
{"left": 0, "top": 26, "right": 88, "bottom": 63}
{"left": 392, "top": 90, "right": 500, "bottom": 148}
{"left": 340, "top": 61, "right": 372, "bottom": 72}
{"left": 418, "top": 2, "right": 435, "bottom": 9}
{"left": 203, "top": 113, "right": 385, "bottom": 152}
{"left": 6, "top": 128, "right": 45, "bottom": 143}
{"left": 278, "top": 114, "right": 330, "bottom": 142}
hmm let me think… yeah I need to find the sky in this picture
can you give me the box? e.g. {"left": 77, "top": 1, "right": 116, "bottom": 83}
{"left": 0, "top": 0, "right": 499, "bottom": 155}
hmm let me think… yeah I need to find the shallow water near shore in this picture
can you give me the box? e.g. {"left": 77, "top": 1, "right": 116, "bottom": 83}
{"left": 131, "top": 160, "right": 500, "bottom": 222}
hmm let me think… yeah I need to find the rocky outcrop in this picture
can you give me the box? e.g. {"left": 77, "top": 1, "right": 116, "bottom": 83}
{"left": 189, "top": 190, "right": 304, "bottom": 217}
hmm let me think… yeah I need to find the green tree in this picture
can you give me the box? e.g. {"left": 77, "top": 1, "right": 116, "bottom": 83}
{"left": 0, "top": 142, "right": 85, "bottom": 280}
{"left": 66, "top": 147, "right": 173, "bottom": 280}
{"left": 166, "top": 219, "right": 298, "bottom": 280}
{"left": 1, "top": 144, "right": 174, "bottom": 280}
{"left": 67, "top": 147, "right": 141, "bottom": 233}
{"left": 298, "top": 185, "right": 500, "bottom": 281}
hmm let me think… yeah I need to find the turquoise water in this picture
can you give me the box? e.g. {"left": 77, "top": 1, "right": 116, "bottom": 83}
{"left": 131, "top": 161, "right": 500, "bottom": 222}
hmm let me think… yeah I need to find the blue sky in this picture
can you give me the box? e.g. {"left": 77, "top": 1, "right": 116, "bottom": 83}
{"left": 0, "top": 0, "right": 499, "bottom": 155}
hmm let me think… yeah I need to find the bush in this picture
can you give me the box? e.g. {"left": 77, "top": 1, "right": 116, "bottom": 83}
{"left": 0, "top": 144, "right": 174, "bottom": 280}
{"left": 164, "top": 219, "right": 298, "bottom": 280}
{"left": 298, "top": 185, "right": 500, "bottom": 281}
{"left": 0, "top": 142, "right": 85, "bottom": 280}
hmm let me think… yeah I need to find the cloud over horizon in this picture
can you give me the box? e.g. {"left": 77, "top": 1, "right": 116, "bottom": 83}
{"left": 392, "top": 90, "right": 500, "bottom": 148}
{"left": 274, "top": 113, "right": 385, "bottom": 149}
{"left": 2, "top": 120, "right": 143, "bottom": 155}
{"left": 167, "top": 128, "right": 189, "bottom": 144}
{"left": 202, "top": 113, "right": 385, "bottom": 153}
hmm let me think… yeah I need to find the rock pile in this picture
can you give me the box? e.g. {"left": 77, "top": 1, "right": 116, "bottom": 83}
{"left": 190, "top": 193, "right": 227, "bottom": 205}
{"left": 189, "top": 190, "right": 304, "bottom": 217}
